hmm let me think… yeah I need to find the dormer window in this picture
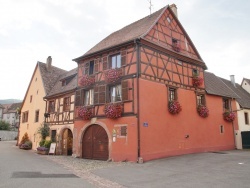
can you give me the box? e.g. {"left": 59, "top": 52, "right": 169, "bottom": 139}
{"left": 172, "top": 38, "right": 180, "bottom": 52}
{"left": 62, "top": 80, "right": 67, "bottom": 86}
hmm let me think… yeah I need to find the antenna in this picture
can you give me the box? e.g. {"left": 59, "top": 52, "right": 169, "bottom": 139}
{"left": 148, "top": 0, "right": 153, "bottom": 15}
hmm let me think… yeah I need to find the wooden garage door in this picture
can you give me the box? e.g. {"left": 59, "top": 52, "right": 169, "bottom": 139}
{"left": 82, "top": 124, "right": 109, "bottom": 160}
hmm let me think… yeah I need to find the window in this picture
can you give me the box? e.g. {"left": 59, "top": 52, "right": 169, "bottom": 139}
{"left": 193, "top": 69, "right": 199, "bottom": 76}
{"left": 244, "top": 112, "right": 249, "bottom": 125}
{"left": 35, "top": 110, "right": 39, "bottom": 122}
{"left": 120, "top": 126, "right": 127, "bottom": 136}
{"left": 30, "top": 95, "right": 32, "bottom": 103}
{"left": 197, "top": 94, "right": 205, "bottom": 106}
{"left": 51, "top": 130, "right": 57, "bottom": 142}
{"left": 172, "top": 38, "right": 180, "bottom": 52}
{"left": 22, "top": 111, "right": 29, "bottom": 123}
{"left": 168, "top": 88, "right": 176, "bottom": 101}
{"left": 63, "top": 97, "right": 71, "bottom": 111}
{"left": 84, "top": 89, "right": 94, "bottom": 106}
{"left": 62, "top": 80, "right": 67, "bottom": 86}
{"left": 223, "top": 98, "right": 230, "bottom": 111}
{"left": 110, "top": 84, "right": 122, "bottom": 102}
{"left": 48, "top": 100, "right": 55, "bottom": 113}
{"left": 89, "top": 61, "right": 94, "bottom": 75}
{"left": 220, "top": 125, "right": 224, "bottom": 134}
{"left": 110, "top": 54, "right": 121, "bottom": 69}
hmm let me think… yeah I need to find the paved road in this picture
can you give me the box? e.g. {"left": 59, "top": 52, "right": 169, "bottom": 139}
{"left": 2, "top": 141, "right": 250, "bottom": 188}
{"left": 0, "top": 141, "right": 94, "bottom": 188}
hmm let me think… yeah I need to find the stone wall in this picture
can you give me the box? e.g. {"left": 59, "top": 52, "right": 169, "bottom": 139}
{"left": 0, "top": 131, "right": 18, "bottom": 141}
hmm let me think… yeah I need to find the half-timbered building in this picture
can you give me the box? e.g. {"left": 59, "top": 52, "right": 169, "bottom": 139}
{"left": 44, "top": 68, "right": 77, "bottom": 155}
{"left": 72, "top": 4, "right": 236, "bottom": 162}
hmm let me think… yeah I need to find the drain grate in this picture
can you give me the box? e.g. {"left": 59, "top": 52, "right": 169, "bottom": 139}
{"left": 12, "top": 171, "right": 78, "bottom": 178}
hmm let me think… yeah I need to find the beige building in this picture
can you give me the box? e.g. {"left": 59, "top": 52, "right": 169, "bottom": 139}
{"left": 19, "top": 57, "right": 66, "bottom": 149}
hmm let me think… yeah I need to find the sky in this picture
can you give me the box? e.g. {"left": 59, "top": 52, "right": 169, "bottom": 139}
{"left": 0, "top": 0, "right": 250, "bottom": 100}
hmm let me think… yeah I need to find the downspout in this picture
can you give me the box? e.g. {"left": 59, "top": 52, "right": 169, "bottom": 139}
{"left": 43, "top": 98, "right": 47, "bottom": 124}
{"left": 135, "top": 38, "right": 141, "bottom": 162}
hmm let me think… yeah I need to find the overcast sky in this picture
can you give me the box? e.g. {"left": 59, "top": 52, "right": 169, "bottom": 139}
{"left": 1, "top": 0, "right": 249, "bottom": 100}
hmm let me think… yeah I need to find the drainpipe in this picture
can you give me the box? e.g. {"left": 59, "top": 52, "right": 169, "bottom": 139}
{"left": 135, "top": 38, "right": 141, "bottom": 162}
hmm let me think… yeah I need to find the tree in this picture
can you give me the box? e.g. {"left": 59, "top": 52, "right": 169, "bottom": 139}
{"left": 0, "top": 120, "right": 10, "bottom": 130}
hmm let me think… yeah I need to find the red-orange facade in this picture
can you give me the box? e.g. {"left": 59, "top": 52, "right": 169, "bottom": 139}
{"left": 73, "top": 5, "right": 236, "bottom": 162}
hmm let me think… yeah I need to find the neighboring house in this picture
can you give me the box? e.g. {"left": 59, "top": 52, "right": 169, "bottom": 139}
{"left": 0, "top": 104, "right": 4, "bottom": 120}
{"left": 19, "top": 56, "right": 66, "bottom": 149}
{"left": 44, "top": 68, "right": 77, "bottom": 155}
{"left": 71, "top": 4, "right": 235, "bottom": 162}
{"left": 241, "top": 78, "right": 250, "bottom": 94}
{"left": 2, "top": 103, "right": 22, "bottom": 130}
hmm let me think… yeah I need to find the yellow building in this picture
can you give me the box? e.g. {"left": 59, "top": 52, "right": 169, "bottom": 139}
{"left": 19, "top": 57, "right": 66, "bottom": 149}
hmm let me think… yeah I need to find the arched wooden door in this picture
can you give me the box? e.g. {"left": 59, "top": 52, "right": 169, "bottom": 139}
{"left": 82, "top": 124, "right": 109, "bottom": 160}
{"left": 62, "top": 129, "right": 73, "bottom": 156}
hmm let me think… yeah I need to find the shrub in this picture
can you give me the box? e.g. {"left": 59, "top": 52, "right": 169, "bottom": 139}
{"left": 37, "top": 123, "right": 50, "bottom": 140}
{"left": 20, "top": 132, "right": 29, "bottom": 145}
{"left": 44, "top": 140, "right": 52, "bottom": 148}
{"left": 0, "top": 120, "right": 10, "bottom": 130}
{"left": 39, "top": 139, "right": 45, "bottom": 147}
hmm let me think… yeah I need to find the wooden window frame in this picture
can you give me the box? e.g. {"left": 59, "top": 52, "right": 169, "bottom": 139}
{"left": 109, "top": 54, "right": 121, "bottom": 69}
{"left": 89, "top": 61, "right": 94, "bottom": 75}
{"left": 244, "top": 112, "right": 249, "bottom": 125}
{"left": 196, "top": 93, "right": 206, "bottom": 106}
{"left": 168, "top": 87, "right": 177, "bottom": 102}
{"left": 22, "top": 111, "right": 29, "bottom": 123}
{"left": 192, "top": 69, "right": 199, "bottom": 76}
{"left": 48, "top": 100, "right": 55, "bottom": 113}
{"left": 109, "top": 84, "right": 122, "bottom": 103}
{"left": 84, "top": 89, "right": 94, "bottom": 106}
{"left": 35, "top": 110, "right": 39, "bottom": 123}
{"left": 63, "top": 97, "right": 71, "bottom": 111}
{"left": 223, "top": 98, "right": 231, "bottom": 111}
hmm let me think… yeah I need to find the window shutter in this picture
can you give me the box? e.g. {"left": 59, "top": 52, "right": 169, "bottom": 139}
{"left": 85, "top": 62, "right": 89, "bottom": 75}
{"left": 103, "top": 57, "right": 108, "bottom": 71}
{"left": 75, "top": 89, "right": 84, "bottom": 106}
{"left": 99, "top": 85, "right": 106, "bottom": 104}
{"left": 94, "top": 59, "right": 99, "bottom": 73}
{"left": 121, "top": 51, "right": 126, "bottom": 67}
{"left": 122, "top": 80, "right": 129, "bottom": 101}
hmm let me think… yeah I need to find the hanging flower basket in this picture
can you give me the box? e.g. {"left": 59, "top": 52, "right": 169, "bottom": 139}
{"left": 197, "top": 105, "right": 209, "bottom": 118}
{"left": 104, "top": 103, "right": 123, "bottom": 119}
{"left": 104, "top": 68, "right": 122, "bottom": 83}
{"left": 78, "top": 107, "right": 93, "bottom": 120}
{"left": 223, "top": 111, "right": 235, "bottom": 122}
{"left": 168, "top": 101, "right": 182, "bottom": 114}
{"left": 78, "top": 75, "right": 95, "bottom": 87}
{"left": 192, "top": 76, "right": 203, "bottom": 87}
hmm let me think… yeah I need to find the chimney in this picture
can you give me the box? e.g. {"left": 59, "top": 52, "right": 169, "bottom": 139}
{"left": 230, "top": 75, "right": 236, "bottom": 87}
{"left": 170, "top": 4, "right": 178, "bottom": 18}
{"left": 46, "top": 56, "right": 52, "bottom": 72}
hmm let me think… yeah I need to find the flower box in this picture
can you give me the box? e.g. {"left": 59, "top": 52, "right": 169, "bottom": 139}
{"left": 104, "top": 68, "right": 123, "bottom": 83}
{"left": 197, "top": 105, "right": 209, "bottom": 118}
{"left": 78, "top": 75, "right": 95, "bottom": 87}
{"left": 192, "top": 76, "right": 203, "bottom": 87}
{"left": 104, "top": 103, "right": 123, "bottom": 119}
{"left": 78, "top": 107, "right": 93, "bottom": 120}
{"left": 168, "top": 101, "right": 182, "bottom": 114}
{"left": 37, "top": 147, "right": 49, "bottom": 155}
{"left": 223, "top": 111, "right": 235, "bottom": 122}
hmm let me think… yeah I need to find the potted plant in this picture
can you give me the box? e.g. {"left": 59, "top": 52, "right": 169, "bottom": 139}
{"left": 168, "top": 101, "right": 182, "bottom": 114}
{"left": 37, "top": 140, "right": 52, "bottom": 155}
{"left": 78, "top": 75, "right": 95, "bottom": 87}
{"left": 197, "top": 105, "right": 209, "bottom": 118}
{"left": 19, "top": 132, "right": 32, "bottom": 150}
{"left": 78, "top": 107, "right": 93, "bottom": 120}
{"left": 104, "top": 103, "right": 123, "bottom": 119}
{"left": 104, "top": 68, "right": 123, "bottom": 83}
{"left": 192, "top": 76, "right": 203, "bottom": 87}
{"left": 223, "top": 111, "right": 235, "bottom": 122}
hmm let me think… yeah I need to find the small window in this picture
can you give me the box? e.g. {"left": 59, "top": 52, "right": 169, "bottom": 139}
{"left": 172, "top": 38, "right": 180, "bottom": 52}
{"left": 197, "top": 94, "right": 205, "bottom": 106}
{"left": 48, "top": 100, "right": 55, "bottom": 113}
{"left": 168, "top": 88, "right": 176, "bottom": 101}
{"left": 62, "top": 80, "right": 67, "bottom": 86}
{"left": 35, "top": 110, "right": 39, "bottom": 122}
{"left": 22, "top": 111, "right": 29, "bottom": 123}
{"left": 110, "top": 84, "right": 122, "bottom": 102}
{"left": 223, "top": 98, "right": 230, "bottom": 111}
{"left": 110, "top": 54, "right": 121, "bottom": 69}
{"left": 51, "top": 130, "right": 57, "bottom": 142}
{"left": 30, "top": 95, "right": 32, "bottom": 103}
{"left": 84, "top": 89, "right": 94, "bottom": 106}
{"left": 220, "top": 125, "right": 224, "bottom": 134}
{"left": 244, "top": 112, "right": 249, "bottom": 125}
{"left": 193, "top": 69, "right": 199, "bottom": 76}
{"left": 120, "top": 126, "right": 127, "bottom": 136}
{"left": 63, "top": 97, "right": 71, "bottom": 111}
{"left": 89, "top": 61, "right": 94, "bottom": 75}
